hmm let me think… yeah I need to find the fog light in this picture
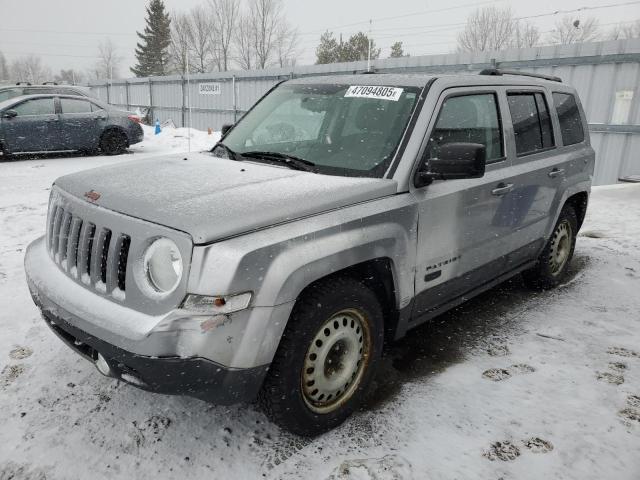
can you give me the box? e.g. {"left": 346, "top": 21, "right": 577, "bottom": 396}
{"left": 95, "top": 353, "right": 113, "bottom": 377}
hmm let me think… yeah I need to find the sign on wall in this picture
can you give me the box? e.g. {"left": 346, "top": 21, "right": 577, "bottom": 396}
{"left": 198, "top": 82, "right": 222, "bottom": 95}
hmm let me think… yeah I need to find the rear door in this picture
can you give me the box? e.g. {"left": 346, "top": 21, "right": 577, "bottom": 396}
{"left": 410, "top": 87, "right": 515, "bottom": 318}
{"left": 1, "top": 97, "right": 58, "bottom": 152}
{"left": 500, "top": 88, "right": 562, "bottom": 262}
{"left": 58, "top": 97, "right": 101, "bottom": 150}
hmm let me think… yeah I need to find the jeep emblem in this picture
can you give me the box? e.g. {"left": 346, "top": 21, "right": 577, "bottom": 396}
{"left": 84, "top": 190, "right": 101, "bottom": 202}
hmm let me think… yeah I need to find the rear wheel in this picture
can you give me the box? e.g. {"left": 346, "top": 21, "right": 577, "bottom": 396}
{"left": 259, "top": 276, "right": 384, "bottom": 436}
{"left": 0, "top": 142, "right": 11, "bottom": 161}
{"left": 99, "top": 130, "right": 128, "bottom": 155}
{"left": 523, "top": 205, "right": 578, "bottom": 289}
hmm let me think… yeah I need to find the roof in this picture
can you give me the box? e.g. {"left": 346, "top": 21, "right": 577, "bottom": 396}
{"left": 0, "top": 94, "right": 110, "bottom": 111}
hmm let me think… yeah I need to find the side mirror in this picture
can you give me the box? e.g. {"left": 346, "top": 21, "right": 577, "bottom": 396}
{"left": 2, "top": 110, "right": 18, "bottom": 119}
{"left": 221, "top": 123, "right": 233, "bottom": 136}
{"left": 414, "top": 142, "right": 486, "bottom": 188}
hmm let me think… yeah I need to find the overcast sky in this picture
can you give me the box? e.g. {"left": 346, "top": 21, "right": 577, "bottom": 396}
{"left": 1, "top": 0, "right": 639, "bottom": 78}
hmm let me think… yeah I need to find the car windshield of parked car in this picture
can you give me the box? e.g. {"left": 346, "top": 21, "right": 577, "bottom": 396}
{"left": 219, "top": 83, "right": 422, "bottom": 177}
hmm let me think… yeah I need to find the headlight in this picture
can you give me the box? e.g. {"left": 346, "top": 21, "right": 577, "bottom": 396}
{"left": 143, "top": 238, "right": 183, "bottom": 293}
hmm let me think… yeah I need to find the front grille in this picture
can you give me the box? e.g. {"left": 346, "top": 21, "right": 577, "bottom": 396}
{"left": 47, "top": 200, "right": 131, "bottom": 300}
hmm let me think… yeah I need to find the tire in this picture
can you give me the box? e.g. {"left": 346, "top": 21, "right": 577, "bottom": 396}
{"left": 523, "top": 204, "right": 578, "bottom": 289}
{"left": 259, "top": 276, "right": 384, "bottom": 436}
{"left": 99, "top": 130, "right": 128, "bottom": 155}
{"left": 0, "top": 142, "right": 11, "bottom": 161}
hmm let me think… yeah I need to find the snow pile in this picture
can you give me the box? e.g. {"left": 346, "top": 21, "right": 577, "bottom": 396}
{"left": 131, "top": 124, "right": 221, "bottom": 155}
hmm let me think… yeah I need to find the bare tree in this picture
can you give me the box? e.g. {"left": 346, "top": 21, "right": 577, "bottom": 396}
{"left": 250, "top": 0, "right": 291, "bottom": 69}
{"left": 235, "top": 12, "right": 256, "bottom": 70}
{"left": 548, "top": 16, "right": 600, "bottom": 44}
{"left": 608, "top": 19, "right": 640, "bottom": 40}
{"left": 94, "top": 38, "right": 123, "bottom": 80}
{"left": 11, "top": 55, "right": 52, "bottom": 84}
{"left": 210, "top": 0, "right": 239, "bottom": 71}
{"left": 187, "top": 5, "right": 215, "bottom": 73}
{"left": 514, "top": 21, "right": 541, "bottom": 48}
{"left": 457, "top": 7, "right": 516, "bottom": 52}
{"left": 169, "top": 12, "right": 192, "bottom": 74}
{"left": 274, "top": 22, "right": 299, "bottom": 67}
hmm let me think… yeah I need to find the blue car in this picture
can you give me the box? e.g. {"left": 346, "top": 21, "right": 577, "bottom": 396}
{"left": 0, "top": 94, "right": 144, "bottom": 158}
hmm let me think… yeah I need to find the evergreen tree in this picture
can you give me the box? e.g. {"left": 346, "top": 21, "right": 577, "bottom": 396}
{"left": 0, "top": 51, "right": 9, "bottom": 81}
{"left": 341, "top": 32, "right": 380, "bottom": 62}
{"left": 389, "top": 41, "right": 405, "bottom": 58}
{"left": 131, "top": 0, "right": 172, "bottom": 77}
{"left": 315, "top": 31, "right": 339, "bottom": 64}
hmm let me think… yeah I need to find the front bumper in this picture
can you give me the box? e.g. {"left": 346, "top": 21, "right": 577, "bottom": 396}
{"left": 24, "top": 235, "right": 294, "bottom": 403}
{"left": 35, "top": 302, "right": 266, "bottom": 403}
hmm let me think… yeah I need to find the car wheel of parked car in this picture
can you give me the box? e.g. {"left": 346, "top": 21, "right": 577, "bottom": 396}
{"left": 100, "top": 130, "right": 128, "bottom": 155}
{"left": 0, "top": 142, "right": 10, "bottom": 161}
{"left": 259, "top": 276, "right": 384, "bottom": 436}
{"left": 523, "top": 205, "right": 578, "bottom": 289}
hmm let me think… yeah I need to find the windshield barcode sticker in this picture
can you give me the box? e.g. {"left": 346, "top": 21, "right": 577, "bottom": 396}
{"left": 345, "top": 86, "right": 404, "bottom": 101}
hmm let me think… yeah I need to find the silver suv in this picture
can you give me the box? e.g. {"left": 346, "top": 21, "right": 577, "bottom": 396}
{"left": 25, "top": 71, "right": 594, "bottom": 435}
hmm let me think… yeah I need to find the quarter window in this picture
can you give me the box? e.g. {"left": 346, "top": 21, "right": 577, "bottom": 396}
{"left": 553, "top": 93, "right": 584, "bottom": 146}
{"left": 507, "top": 92, "right": 555, "bottom": 156}
{"left": 12, "top": 98, "right": 55, "bottom": 116}
{"left": 60, "top": 98, "right": 92, "bottom": 114}
{"left": 427, "top": 93, "right": 503, "bottom": 162}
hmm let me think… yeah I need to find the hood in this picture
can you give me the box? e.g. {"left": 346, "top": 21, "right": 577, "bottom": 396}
{"left": 54, "top": 152, "right": 398, "bottom": 244}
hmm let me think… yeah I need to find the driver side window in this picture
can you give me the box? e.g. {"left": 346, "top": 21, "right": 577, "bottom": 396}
{"left": 427, "top": 93, "right": 503, "bottom": 162}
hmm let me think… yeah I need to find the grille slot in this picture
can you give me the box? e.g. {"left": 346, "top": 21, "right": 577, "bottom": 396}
{"left": 46, "top": 197, "right": 131, "bottom": 301}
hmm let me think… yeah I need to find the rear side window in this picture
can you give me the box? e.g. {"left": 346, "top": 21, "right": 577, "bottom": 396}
{"left": 60, "top": 98, "right": 92, "bottom": 114}
{"left": 0, "top": 88, "right": 22, "bottom": 102}
{"left": 507, "top": 92, "right": 555, "bottom": 156}
{"left": 12, "top": 98, "right": 55, "bottom": 116}
{"left": 553, "top": 93, "right": 584, "bottom": 146}
{"left": 427, "top": 93, "right": 504, "bottom": 162}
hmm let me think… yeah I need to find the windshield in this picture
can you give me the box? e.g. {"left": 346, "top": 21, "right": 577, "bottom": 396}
{"left": 219, "top": 83, "right": 421, "bottom": 178}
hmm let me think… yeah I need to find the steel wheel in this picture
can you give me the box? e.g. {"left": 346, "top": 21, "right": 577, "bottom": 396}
{"left": 301, "top": 308, "right": 371, "bottom": 414}
{"left": 549, "top": 220, "right": 572, "bottom": 276}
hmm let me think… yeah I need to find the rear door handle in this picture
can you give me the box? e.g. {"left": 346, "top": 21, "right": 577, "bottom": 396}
{"left": 491, "top": 183, "right": 514, "bottom": 196}
{"left": 548, "top": 168, "right": 565, "bottom": 178}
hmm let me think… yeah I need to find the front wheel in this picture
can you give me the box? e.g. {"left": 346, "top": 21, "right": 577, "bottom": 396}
{"left": 523, "top": 205, "right": 578, "bottom": 289}
{"left": 259, "top": 277, "right": 384, "bottom": 436}
{"left": 99, "top": 130, "right": 128, "bottom": 155}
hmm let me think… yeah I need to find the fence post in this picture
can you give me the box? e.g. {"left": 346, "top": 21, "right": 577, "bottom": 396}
{"left": 148, "top": 78, "right": 154, "bottom": 122}
{"left": 181, "top": 75, "right": 186, "bottom": 128}
{"left": 106, "top": 81, "right": 111, "bottom": 105}
{"left": 125, "top": 81, "right": 130, "bottom": 111}
{"left": 232, "top": 74, "right": 237, "bottom": 123}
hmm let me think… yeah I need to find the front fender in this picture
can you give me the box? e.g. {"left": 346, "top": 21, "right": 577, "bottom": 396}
{"left": 188, "top": 194, "right": 418, "bottom": 310}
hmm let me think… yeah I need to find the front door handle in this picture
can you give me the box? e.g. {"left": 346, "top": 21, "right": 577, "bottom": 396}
{"left": 548, "top": 168, "right": 565, "bottom": 178}
{"left": 491, "top": 183, "right": 514, "bottom": 196}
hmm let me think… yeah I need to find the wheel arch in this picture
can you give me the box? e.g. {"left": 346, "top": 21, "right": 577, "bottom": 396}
{"left": 564, "top": 191, "right": 589, "bottom": 231}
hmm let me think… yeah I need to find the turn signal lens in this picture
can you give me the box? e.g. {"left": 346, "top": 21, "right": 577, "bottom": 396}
{"left": 181, "top": 292, "right": 252, "bottom": 314}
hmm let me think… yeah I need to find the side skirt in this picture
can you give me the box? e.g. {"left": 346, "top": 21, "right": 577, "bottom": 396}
{"left": 395, "top": 259, "right": 537, "bottom": 339}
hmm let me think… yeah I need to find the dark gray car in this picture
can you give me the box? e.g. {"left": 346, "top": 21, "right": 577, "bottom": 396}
{"left": 0, "top": 94, "right": 143, "bottom": 157}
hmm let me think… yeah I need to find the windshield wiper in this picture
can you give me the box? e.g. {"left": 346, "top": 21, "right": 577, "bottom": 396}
{"left": 211, "top": 142, "right": 238, "bottom": 160}
{"left": 240, "top": 151, "right": 318, "bottom": 173}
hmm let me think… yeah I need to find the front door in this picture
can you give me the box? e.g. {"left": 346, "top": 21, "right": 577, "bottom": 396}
{"left": 410, "top": 87, "right": 515, "bottom": 320}
{"left": 2, "top": 97, "right": 59, "bottom": 153}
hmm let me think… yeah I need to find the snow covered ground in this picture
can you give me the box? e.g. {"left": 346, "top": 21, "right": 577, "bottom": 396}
{"left": 1, "top": 129, "right": 639, "bottom": 479}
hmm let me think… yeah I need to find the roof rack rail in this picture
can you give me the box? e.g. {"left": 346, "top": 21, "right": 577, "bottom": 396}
{"left": 478, "top": 68, "right": 562, "bottom": 83}
{"left": 16, "top": 81, "right": 32, "bottom": 86}
{"left": 42, "top": 81, "right": 58, "bottom": 85}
